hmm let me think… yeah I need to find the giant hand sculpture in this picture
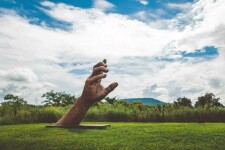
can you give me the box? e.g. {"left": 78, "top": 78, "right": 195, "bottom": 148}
{"left": 56, "top": 59, "right": 118, "bottom": 127}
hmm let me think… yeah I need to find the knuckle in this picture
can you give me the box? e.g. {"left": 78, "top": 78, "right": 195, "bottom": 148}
{"left": 85, "top": 78, "right": 91, "bottom": 83}
{"left": 106, "top": 87, "right": 111, "bottom": 93}
{"left": 100, "top": 66, "right": 105, "bottom": 69}
{"left": 93, "top": 64, "right": 98, "bottom": 68}
{"left": 93, "top": 65, "right": 97, "bottom": 69}
{"left": 102, "top": 74, "right": 106, "bottom": 78}
{"left": 93, "top": 62, "right": 106, "bottom": 70}
{"left": 94, "top": 66, "right": 106, "bottom": 72}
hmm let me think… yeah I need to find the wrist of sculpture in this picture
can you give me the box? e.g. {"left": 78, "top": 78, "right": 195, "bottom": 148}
{"left": 76, "top": 96, "right": 94, "bottom": 111}
{"left": 56, "top": 96, "right": 93, "bottom": 127}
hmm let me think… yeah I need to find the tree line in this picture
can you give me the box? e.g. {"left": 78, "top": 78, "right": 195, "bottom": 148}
{"left": 173, "top": 93, "right": 223, "bottom": 108}
{"left": 2, "top": 91, "right": 223, "bottom": 108}
{"left": 0, "top": 91, "right": 224, "bottom": 125}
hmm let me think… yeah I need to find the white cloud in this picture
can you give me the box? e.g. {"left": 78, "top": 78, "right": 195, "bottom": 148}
{"left": 0, "top": 0, "right": 225, "bottom": 105}
{"left": 93, "top": 0, "right": 115, "bottom": 11}
{"left": 133, "top": 9, "right": 167, "bottom": 23}
{"left": 138, "top": 0, "right": 149, "bottom": 6}
{"left": 38, "top": 1, "right": 174, "bottom": 57}
{"left": 134, "top": 11, "right": 147, "bottom": 20}
{"left": 41, "top": 1, "right": 56, "bottom": 8}
{"left": 175, "top": 0, "right": 225, "bottom": 51}
{"left": 167, "top": 2, "right": 192, "bottom": 10}
{"left": 5, "top": 68, "right": 38, "bottom": 83}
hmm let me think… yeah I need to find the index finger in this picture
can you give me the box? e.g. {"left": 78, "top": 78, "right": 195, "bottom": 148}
{"left": 93, "top": 60, "right": 107, "bottom": 69}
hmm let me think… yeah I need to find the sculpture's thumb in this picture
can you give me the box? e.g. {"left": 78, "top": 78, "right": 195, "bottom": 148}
{"left": 105, "top": 82, "right": 118, "bottom": 95}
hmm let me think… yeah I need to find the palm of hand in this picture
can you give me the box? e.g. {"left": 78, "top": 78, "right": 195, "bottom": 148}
{"left": 82, "top": 81, "right": 106, "bottom": 103}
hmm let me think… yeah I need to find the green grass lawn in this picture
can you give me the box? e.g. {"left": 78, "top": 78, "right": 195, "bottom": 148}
{"left": 0, "top": 122, "right": 225, "bottom": 150}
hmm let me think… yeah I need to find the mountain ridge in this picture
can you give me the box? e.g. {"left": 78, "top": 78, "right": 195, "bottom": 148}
{"left": 120, "top": 98, "right": 164, "bottom": 105}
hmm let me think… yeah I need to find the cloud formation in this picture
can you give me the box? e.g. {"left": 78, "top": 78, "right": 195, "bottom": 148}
{"left": 138, "top": 0, "right": 149, "bottom": 6}
{"left": 93, "top": 0, "right": 115, "bottom": 11}
{"left": 167, "top": 2, "right": 192, "bottom": 10}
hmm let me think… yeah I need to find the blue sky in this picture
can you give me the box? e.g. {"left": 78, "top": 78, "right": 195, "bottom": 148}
{"left": 0, "top": 0, "right": 225, "bottom": 104}
{"left": 1, "top": 0, "right": 194, "bottom": 16}
{"left": 1, "top": 0, "right": 195, "bottom": 29}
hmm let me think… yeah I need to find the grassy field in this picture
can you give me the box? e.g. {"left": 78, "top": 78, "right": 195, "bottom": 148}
{"left": 0, "top": 122, "right": 225, "bottom": 150}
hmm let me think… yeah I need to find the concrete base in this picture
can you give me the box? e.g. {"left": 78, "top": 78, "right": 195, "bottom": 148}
{"left": 46, "top": 124, "right": 110, "bottom": 129}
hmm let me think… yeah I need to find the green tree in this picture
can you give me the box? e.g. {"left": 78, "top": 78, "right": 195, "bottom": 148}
{"left": 3, "top": 94, "right": 27, "bottom": 116}
{"left": 104, "top": 96, "right": 117, "bottom": 105}
{"left": 174, "top": 97, "right": 192, "bottom": 108}
{"left": 195, "top": 93, "right": 223, "bottom": 108}
{"left": 42, "top": 90, "right": 76, "bottom": 106}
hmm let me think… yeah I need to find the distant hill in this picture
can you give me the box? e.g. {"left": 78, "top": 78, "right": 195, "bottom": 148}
{"left": 120, "top": 98, "right": 164, "bottom": 105}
